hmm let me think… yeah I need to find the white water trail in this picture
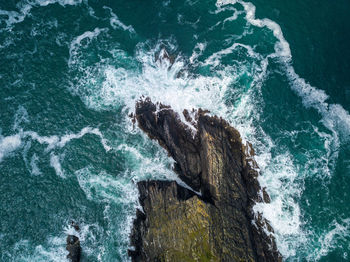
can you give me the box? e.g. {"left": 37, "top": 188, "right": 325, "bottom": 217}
{"left": 0, "top": 0, "right": 82, "bottom": 30}
{"left": 69, "top": 28, "right": 109, "bottom": 65}
{"left": 103, "top": 6, "right": 136, "bottom": 34}
{"left": 0, "top": 125, "right": 111, "bottom": 181}
{"left": 237, "top": 0, "right": 349, "bottom": 141}
{"left": 23, "top": 126, "right": 111, "bottom": 152}
{"left": 49, "top": 153, "right": 65, "bottom": 178}
{"left": 311, "top": 218, "right": 350, "bottom": 261}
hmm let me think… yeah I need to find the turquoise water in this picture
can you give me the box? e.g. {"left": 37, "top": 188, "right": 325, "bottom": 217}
{"left": 0, "top": 0, "right": 349, "bottom": 261}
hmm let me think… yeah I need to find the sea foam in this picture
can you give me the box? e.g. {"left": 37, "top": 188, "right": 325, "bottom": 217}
{"left": 0, "top": 133, "right": 22, "bottom": 162}
{"left": 103, "top": 6, "right": 136, "bottom": 34}
{"left": 49, "top": 153, "right": 65, "bottom": 178}
{"left": 69, "top": 28, "right": 108, "bottom": 66}
{"left": 0, "top": 0, "right": 82, "bottom": 30}
{"left": 23, "top": 126, "right": 111, "bottom": 152}
{"left": 229, "top": 0, "right": 350, "bottom": 143}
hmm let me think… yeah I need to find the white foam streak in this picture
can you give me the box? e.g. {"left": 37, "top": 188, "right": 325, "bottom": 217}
{"left": 25, "top": 131, "right": 59, "bottom": 148}
{"left": 240, "top": 1, "right": 291, "bottom": 58}
{"left": 89, "top": 128, "right": 112, "bottom": 152}
{"left": 0, "top": 134, "right": 22, "bottom": 162}
{"left": 13, "top": 106, "right": 29, "bottom": 132}
{"left": 0, "top": 9, "right": 30, "bottom": 28}
{"left": 103, "top": 6, "right": 136, "bottom": 34}
{"left": 0, "top": 0, "right": 82, "bottom": 30}
{"left": 223, "top": 10, "right": 243, "bottom": 24}
{"left": 0, "top": 126, "right": 110, "bottom": 177}
{"left": 30, "top": 153, "right": 42, "bottom": 175}
{"left": 75, "top": 166, "right": 140, "bottom": 260}
{"left": 310, "top": 218, "right": 350, "bottom": 261}
{"left": 69, "top": 28, "right": 108, "bottom": 65}
{"left": 254, "top": 152, "right": 305, "bottom": 257}
{"left": 286, "top": 65, "right": 350, "bottom": 141}
{"left": 204, "top": 42, "right": 259, "bottom": 67}
{"left": 24, "top": 126, "right": 111, "bottom": 152}
{"left": 76, "top": 167, "right": 138, "bottom": 203}
{"left": 217, "top": 0, "right": 291, "bottom": 59}
{"left": 50, "top": 153, "right": 65, "bottom": 178}
{"left": 56, "top": 127, "right": 110, "bottom": 151}
{"left": 37, "top": 0, "right": 82, "bottom": 7}
{"left": 219, "top": 0, "right": 350, "bottom": 142}
{"left": 189, "top": 42, "right": 207, "bottom": 64}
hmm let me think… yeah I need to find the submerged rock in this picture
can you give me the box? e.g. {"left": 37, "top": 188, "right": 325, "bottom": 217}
{"left": 155, "top": 48, "right": 176, "bottom": 66}
{"left": 130, "top": 98, "right": 282, "bottom": 261}
{"left": 66, "top": 235, "right": 81, "bottom": 262}
{"left": 70, "top": 221, "right": 80, "bottom": 232}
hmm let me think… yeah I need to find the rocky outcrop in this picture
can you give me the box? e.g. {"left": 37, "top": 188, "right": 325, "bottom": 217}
{"left": 129, "top": 98, "right": 282, "bottom": 262}
{"left": 66, "top": 235, "right": 81, "bottom": 262}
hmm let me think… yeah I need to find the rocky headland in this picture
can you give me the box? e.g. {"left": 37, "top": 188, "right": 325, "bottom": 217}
{"left": 129, "top": 98, "right": 282, "bottom": 262}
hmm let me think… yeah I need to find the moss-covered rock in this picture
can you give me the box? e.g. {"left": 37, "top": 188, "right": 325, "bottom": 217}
{"left": 130, "top": 181, "right": 217, "bottom": 262}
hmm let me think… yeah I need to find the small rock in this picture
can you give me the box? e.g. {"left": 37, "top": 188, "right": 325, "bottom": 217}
{"left": 66, "top": 235, "right": 81, "bottom": 262}
{"left": 70, "top": 221, "right": 80, "bottom": 232}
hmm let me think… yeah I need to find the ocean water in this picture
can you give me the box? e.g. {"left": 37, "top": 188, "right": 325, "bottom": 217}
{"left": 0, "top": 0, "right": 349, "bottom": 261}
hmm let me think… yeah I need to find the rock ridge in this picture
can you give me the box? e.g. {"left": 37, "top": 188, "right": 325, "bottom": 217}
{"left": 129, "top": 98, "right": 282, "bottom": 262}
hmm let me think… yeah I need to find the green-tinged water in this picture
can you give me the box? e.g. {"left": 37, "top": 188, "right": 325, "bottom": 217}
{"left": 0, "top": 0, "right": 349, "bottom": 261}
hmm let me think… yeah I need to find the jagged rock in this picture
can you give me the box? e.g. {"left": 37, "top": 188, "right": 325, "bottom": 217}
{"left": 66, "top": 235, "right": 81, "bottom": 262}
{"left": 130, "top": 98, "right": 282, "bottom": 262}
{"left": 70, "top": 221, "right": 80, "bottom": 232}
{"left": 155, "top": 48, "right": 176, "bottom": 66}
{"left": 135, "top": 99, "right": 202, "bottom": 190}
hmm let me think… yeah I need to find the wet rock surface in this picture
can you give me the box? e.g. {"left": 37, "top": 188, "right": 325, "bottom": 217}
{"left": 66, "top": 235, "right": 81, "bottom": 262}
{"left": 130, "top": 98, "right": 282, "bottom": 262}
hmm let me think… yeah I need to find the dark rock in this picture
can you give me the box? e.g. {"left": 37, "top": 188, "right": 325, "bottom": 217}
{"left": 66, "top": 235, "right": 81, "bottom": 262}
{"left": 135, "top": 98, "right": 202, "bottom": 190}
{"left": 129, "top": 180, "right": 211, "bottom": 262}
{"left": 155, "top": 48, "right": 176, "bottom": 66}
{"left": 70, "top": 221, "right": 80, "bottom": 232}
{"left": 130, "top": 98, "right": 282, "bottom": 262}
